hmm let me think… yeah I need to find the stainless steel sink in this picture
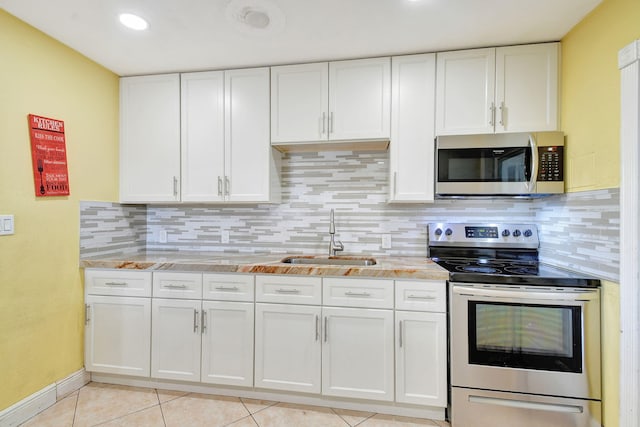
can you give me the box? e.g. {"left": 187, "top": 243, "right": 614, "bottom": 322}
{"left": 281, "top": 256, "right": 377, "bottom": 266}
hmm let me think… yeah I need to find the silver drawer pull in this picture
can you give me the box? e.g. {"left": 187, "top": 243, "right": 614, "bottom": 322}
{"left": 105, "top": 281, "right": 128, "bottom": 287}
{"left": 345, "top": 291, "right": 371, "bottom": 297}
{"left": 275, "top": 288, "right": 301, "bottom": 294}
{"left": 215, "top": 286, "right": 240, "bottom": 291}
{"left": 407, "top": 294, "right": 436, "bottom": 300}
{"left": 164, "top": 284, "right": 187, "bottom": 289}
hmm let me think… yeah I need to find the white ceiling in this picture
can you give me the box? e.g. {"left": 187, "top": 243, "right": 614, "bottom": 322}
{"left": 1, "top": 0, "right": 602, "bottom": 77}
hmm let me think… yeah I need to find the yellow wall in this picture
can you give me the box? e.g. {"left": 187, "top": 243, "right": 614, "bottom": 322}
{"left": 0, "top": 10, "right": 119, "bottom": 410}
{"left": 600, "top": 280, "right": 620, "bottom": 427}
{"left": 561, "top": 0, "right": 640, "bottom": 191}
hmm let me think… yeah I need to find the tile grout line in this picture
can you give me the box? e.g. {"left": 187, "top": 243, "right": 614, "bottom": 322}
{"left": 155, "top": 388, "right": 168, "bottom": 427}
{"left": 71, "top": 386, "right": 82, "bottom": 427}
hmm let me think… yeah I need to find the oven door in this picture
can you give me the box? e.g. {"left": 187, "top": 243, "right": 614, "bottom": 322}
{"left": 435, "top": 133, "right": 537, "bottom": 195}
{"left": 450, "top": 283, "right": 601, "bottom": 400}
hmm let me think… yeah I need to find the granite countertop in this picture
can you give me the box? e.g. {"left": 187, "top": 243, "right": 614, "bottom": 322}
{"left": 80, "top": 251, "right": 450, "bottom": 281}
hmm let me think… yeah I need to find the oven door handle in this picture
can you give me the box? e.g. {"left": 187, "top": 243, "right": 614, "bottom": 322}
{"left": 453, "top": 286, "right": 599, "bottom": 302}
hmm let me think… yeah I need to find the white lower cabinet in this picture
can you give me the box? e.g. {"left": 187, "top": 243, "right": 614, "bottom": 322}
{"left": 254, "top": 302, "right": 322, "bottom": 393}
{"left": 151, "top": 298, "right": 202, "bottom": 382}
{"left": 201, "top": 300, "right": 254, "bottom": 386}
{"left": 85, "top": 294, "right": 151, "bottom": 377}
{"left": 322, "top": 306, "right": 394, "bottom": 401}
{"left": 86, "top": 270, "right": 448, "bottom": 411}
{"left": 395, "top": 310, "right": 447, "bottom": 406}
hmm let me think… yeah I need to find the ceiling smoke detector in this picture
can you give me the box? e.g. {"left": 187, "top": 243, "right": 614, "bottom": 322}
{"left": 225, "top": 0, "right": 285, "bottom": 35}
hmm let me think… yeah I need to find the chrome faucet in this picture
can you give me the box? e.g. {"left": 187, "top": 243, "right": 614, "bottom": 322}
{"left": 329, "top": 209, "right": 344, "bottom": 256}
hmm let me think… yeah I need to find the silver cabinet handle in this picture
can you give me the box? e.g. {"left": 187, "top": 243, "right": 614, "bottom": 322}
{"left": 489, "top": 102, "right": 496, "bottom": 126}
{"left": 224, "top": 176, "right": 230, "bottom": 196}
{"left": 215, "top": 285, "right": 239, "bottom": 291}
{"left": 164, "top": 284, "right": 187, "bottom": 289}
{"left": 329, "top": 111, "right": 334, "bottom": 134}
{"left": 275, "top": 288, "right": 301, "bottom": 294}
{"left": 499, "top": 101, "right": 505, "bottom": 126}
{"left": 105, "top": 281, "right": 127, "bottom": 287}
{"left": 315, "top": 315, "right": 319, "bottom": 341}
{"left": 193, "top": 309, "right": 199, "bottom": 333}
{"left": 399, "top": 320, "right": 403, "bottom": 348}
{"left": 321, "top": 112, "right": 326, "bottom": 135}
{"left": 173, "top": 176, "right": 178, "bottom": 197}
{"left": 345, "top": 291, "right": 371, "bottom": 297}
{"left": 407, "top": 294, "right": 436, "bottom": 300}
{"left": 393, "top": 172, "right": 397, "bottom": 196}
{"left": 85, "top": 304, "right": 91, "bottom": 325}
{"left": 217, "top": 176, "right": 223, "bottom": 196}
{"left": 201, "top": 310, "right": 207, "bottom": 334}
{"left": 324, "top": 316, "right": 328, "bottom": 342}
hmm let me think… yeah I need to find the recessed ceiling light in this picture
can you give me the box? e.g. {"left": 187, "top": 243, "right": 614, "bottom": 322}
{"left": 118, "top": 13, "right": 148, "bottom": 31}
{"left": 225, "top": 0, "right": 285, "bottom": 36}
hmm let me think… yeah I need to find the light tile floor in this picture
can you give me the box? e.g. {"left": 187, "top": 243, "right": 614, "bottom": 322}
{"left": 20, "top": 382, "right": 451, "bottom": 427}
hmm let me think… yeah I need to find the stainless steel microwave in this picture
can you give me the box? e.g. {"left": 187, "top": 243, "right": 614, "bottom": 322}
{"left": 435, "top": 132, "right": 564, "bottom": 198}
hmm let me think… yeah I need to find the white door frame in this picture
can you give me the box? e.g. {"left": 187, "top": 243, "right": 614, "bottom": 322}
{"left": 618, "top": 39, "right": 640, "bottom": 427}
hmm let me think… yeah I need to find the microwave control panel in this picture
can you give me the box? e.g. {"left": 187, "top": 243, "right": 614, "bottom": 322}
{"left": 537, "top": 146, "right": 563, "bottom": 181}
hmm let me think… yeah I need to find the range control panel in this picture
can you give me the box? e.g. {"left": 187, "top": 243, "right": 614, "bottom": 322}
{"left": 428, "top": 223, "right": 539, "bottom": 249}
{"left": 537, "top": 146, "right": 564, "bottom": 181}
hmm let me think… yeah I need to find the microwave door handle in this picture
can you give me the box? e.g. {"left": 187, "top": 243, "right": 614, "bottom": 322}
{"left": 528, "top": 135, "right": 538, "bottom": 192}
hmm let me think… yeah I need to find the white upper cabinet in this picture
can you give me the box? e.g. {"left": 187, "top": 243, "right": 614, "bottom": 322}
{"left": 225, "top": 68, "right": 273, "bottom": 202}
{"left": 329, "top": 58, "right": 391, "bottom": 141}
{"left": 389, "top": 54, "right": 436, "bottom": 203}
{"left": 270, "top": 57, "right": 390, "bottom": 145}
{"left": 120, "top": 74, "right": 181, "bottom": 203}
{"left": 180, "top": 71, "right": 225, "bottom": 202}
{"left": 436, "top": 43, "right": 559, "bottom": 135}
{"left": 495, "top": 43, "right": 559, "bottom": 133}
{"left": 121, "top": 68, "right": 274, "bottom": 204}
{"left": 271, "top": 63, "right": 329, "bottom": 143}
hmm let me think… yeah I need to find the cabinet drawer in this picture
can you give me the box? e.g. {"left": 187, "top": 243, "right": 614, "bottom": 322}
{"left": 395, "top": 280, "right": 446, "bottom": 312}
{"left": 255, "top": 275, "right": 322, "bottom": 305}
{"left": 203, "top": 273, "right": 254, "bottom": 302}
{"left": 153, "top": 272, "right": 202, "bottom": 299}
{"left": 85, "top": 269, "right": 152, "bottom": 297}
{"left": 323, "top": 278, "right": 394, "bottom": 309}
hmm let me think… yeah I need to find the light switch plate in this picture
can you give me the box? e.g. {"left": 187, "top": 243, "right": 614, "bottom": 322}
{"left": 381, "top": 234, "right": 391, "bottom": 249}
{"left": 0, "top": 215, "right": 14, "bottom": 235}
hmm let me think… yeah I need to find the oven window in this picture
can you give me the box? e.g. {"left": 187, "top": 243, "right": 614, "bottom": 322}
{"left": 438, "top": 147, "right": 531, "bottom": 182}
{"left": 468, "top": 301, "right": 582, "bottom": 373}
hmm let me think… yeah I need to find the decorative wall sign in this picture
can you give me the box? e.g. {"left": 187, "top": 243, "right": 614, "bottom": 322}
{"left": 28, "top": 114, "right": 70, "bottom": 197}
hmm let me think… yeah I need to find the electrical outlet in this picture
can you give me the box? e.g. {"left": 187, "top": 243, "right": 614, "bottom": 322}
{"left": 221, "top": 230, "right": 230, "bottom": 244}
{"left": 381, "top": 234, "right": 392, "bottom": 249}
{"left": 158, "top": 230, "right": 168, "bottom": 243}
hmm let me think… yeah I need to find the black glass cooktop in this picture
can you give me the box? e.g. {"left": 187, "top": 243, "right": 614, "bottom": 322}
{"left": 431, "top": 256, "right": 600, "bottom": 287}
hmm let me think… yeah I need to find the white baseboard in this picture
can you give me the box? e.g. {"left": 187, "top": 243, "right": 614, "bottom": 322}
{"left": 0, "top": 368, "right": 89, "bottom": 427}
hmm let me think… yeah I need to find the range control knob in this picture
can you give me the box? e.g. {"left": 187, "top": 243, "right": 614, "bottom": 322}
{"left": 445, "top": 228, "right": 453, "bottom": 236}
{"left": 513, "top": 229, "right": 522, "bottom": 237}
{"left": 434, "top": 228, "right": 443, "bottom": 237}
{"left": 524, "top": 229, "right": 533, "bottom": 237}
{"left": 501, "top": 229, "right": 510, "bottom": 237}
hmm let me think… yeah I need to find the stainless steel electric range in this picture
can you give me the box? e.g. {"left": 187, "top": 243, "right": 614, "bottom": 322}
{"left": 428, "top": 223, "right": 602, "bottom": 427}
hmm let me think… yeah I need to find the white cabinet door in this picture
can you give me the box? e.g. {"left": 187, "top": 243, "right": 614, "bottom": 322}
{"left": 120, "top": 74, "right": 181, "bottom": 202}
{"left": 271, "top": 63, "right": 329, "bottom": 143}
{"left": 322, "top": 307, "right": 394, "bottom": 401}
{"left": 435, "top": 48, "right": 496, "bottom": 135}
{"left": 201, "top": 301, "right": 254, "bottom": 387}
{"left": 495, "top": 43, "right": 559, "bottom": 133}
{"left": 329, "top": 57, "right": 391, "bottom": 141}
{"left": 151, "top": 298, "right": 202, "bottom": 382}
{"left": 225, "top": 68, "right": 271, "bottom": 202}
{"left": 181, "top": 71, "right": 225, "bottom": 202}
{"left": 85, "top": 295, "right": 151, "bottom": 377}
{"left": 390, "top": 54, "right": 436, "bottom": 202}
{"left": 254, "top": 303, "right": 321, "bottom": 394}
{"left": 396, "top": 311, "right": 447, "bottom": 406}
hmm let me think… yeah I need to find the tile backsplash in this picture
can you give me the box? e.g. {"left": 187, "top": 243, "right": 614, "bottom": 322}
{"left": 80, "top": 150, "right": 620, "bottom": 282}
